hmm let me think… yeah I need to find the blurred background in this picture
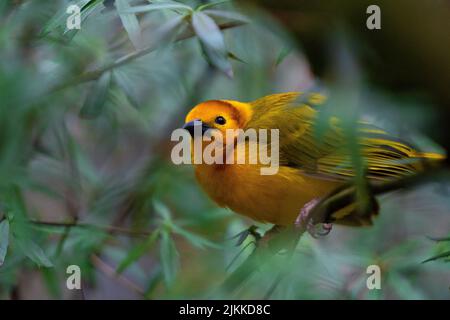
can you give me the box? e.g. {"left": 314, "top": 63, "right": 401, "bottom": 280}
{"left": 0, "top": 0, "right": 449, "bottom": 299}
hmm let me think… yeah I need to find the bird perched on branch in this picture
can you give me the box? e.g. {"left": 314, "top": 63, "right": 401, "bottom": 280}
{"left": 182, "top": 92, "right": 445, "bottom": 234}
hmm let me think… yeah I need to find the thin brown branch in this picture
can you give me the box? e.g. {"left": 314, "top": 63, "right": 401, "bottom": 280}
{"left": 91, "top": 254, "right": 145, "bottom": 296}
{"left": 52, "top": 21, "right": 245, "bottom": 92}
{"left": 29, "top": 219, "right": 152, "bottom": 237}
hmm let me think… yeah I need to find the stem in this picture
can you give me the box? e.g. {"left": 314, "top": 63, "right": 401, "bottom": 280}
{"left": 220, "top": 226, "right": 303, "bottom": 295}
{"left": 29, "top": 219, "right": 152, "bottom": 237}
{"left": 52, "top": 21, "right": 245, "bottom": 92}
{"left": 91, "top": 254, "right": 145, "bottom": 296}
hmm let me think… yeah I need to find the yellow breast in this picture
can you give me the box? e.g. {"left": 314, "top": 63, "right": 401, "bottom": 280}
{"left": 195, "top": 162, "right": 341, "bottom": 226}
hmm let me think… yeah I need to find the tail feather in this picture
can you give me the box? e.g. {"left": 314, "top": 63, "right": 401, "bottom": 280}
{"left": 414, "top": 151, "right": 446, "bottom": 161}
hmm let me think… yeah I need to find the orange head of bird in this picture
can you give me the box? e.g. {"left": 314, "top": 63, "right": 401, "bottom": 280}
{"left": 182, "top": 100, "right": 253, "bottom": 138}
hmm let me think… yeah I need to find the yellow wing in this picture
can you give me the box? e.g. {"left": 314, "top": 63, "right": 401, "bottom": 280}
{"left": 247, "top": 92, "right": 444, "bottom": 182}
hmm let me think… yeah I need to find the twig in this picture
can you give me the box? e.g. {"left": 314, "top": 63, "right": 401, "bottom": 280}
{"left": 51, "top": 21, "right": 245, "bottom": 92}
{"left": 91, "top": 254, "right": 145, "bottom": 296}
{"left": 29, "top": 219, "right": 152, "bottom": 237}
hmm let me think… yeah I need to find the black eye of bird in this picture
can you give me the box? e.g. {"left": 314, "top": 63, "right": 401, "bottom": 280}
{"left": 215, "top": 116, "right": 226, "bottom": 125}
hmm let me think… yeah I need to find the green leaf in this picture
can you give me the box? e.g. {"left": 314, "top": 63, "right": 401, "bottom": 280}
{"left": 197, "top": 0, "right": 232, "bottom": 11}
{"left": 275, "top": 45, "right": 293, "bottom": 66}
{"left": 3, "top": 187, "right": 34, "bottom": 249}
{"left": 203, "top": 9, "right": 249, "bottom": 24}
{"left": 122, "top": 3, "right": 192, "bottom": 14}
{"left": 40, "top": 0, "right": 90, "bottom": 36}
{"left": 154, "top": 200, "right": 172, "bottom": 221}
{"left": 200, "top": 41, "right": 233, "bottom": 78}
{"left": 149, "top": 14, "right": 188, "bottom": 49}
{"left": 0, "top": 219, "right": 10, "bottom": 266}
{"left": 192, "top": 11, "right": 233, "bottom": 76}
{"left": 82, "top": 0, "right": 103, "bottom": 11}
{"left": 15, "top": 238, "right": 53, "bottom": 268}
{"left": 40, "top": 0, "right": 103, "bottom": 41}
{"left": 427, "top": 236, "right": 450, "bottom": 242}
{"left": 228, "top": 51, "right": 246, "bottom": 64}
{"left": 192, "top": 11, "right": 226, "bottom": 52}
{"left": 113, "top": 70, "right": 140, "bottom": 108}
{"left": 116, "top": 229, "right": 160, "bottom": 274}
{"left": 41, "top": 268, "right": 61, "bottom": 298}
{"left": 422, "top": 250, "right": 450, "bottom": 263}
{"left": 79, "top": 71, "right": 112, "bottom": 119}
{"left": 116, "top": 0, "right": 143, "bottom": 50}
{"left": 144, "top": 268, "right": 163, "bottom": 299}
{"left": 172, "top": 224, "right": 220, "bottom": 249}
{"left": 159, "top": 230, "right": 179, "bottom": 287}
{"left": 3, "top": 185, "right": 28, "bottom": 221}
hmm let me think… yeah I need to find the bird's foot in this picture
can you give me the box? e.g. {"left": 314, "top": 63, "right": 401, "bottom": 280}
{"left": 295, "top": 198, "right": 333, "bottom": 238}
{"left": 315, "top": 223, "right": 333, "bottom": 237}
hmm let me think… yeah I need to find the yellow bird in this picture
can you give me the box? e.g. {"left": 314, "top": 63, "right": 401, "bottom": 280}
{"left": 182, "top": 92, "right": 445, "bottom": 230}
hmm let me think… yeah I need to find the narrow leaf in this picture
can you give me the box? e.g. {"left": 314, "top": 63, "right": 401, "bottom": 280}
{"left": 203, "top": 9, "right": 250, "bottom": 24}
{"left": 422, "top": 250, "right": 450, "bottom": 263}
{"left": 122, "top": 3, "right": 192, "bottom": 14}
{"left": 116, "top": 0, "right": 143, "bottom": 50}
{"left": 427, "top": 236, "right": 450, "bottom": 242}
{"left": 0, "top": 219, "right": 10, "bottom": 266}
{"left": 113, "top": 70, "right": 140, "bottom": 108}
{"left": 275, "top": 45, "right": 293, "bottom": 66}
{"left": 117, "top": 230, "right": 160, "bottom": 274}
{"left": 192, "top": 12, "right": 233, "bottom": 77}
{"left": 41, "top": 0, "right": 103, "bottom": 41}
{"left": 16, "top": 238, "right": 53, "bottom": 268}
{"left": 172, "top": 224, "right": 220, "bottom": 249}
{"left": 41, "top": 268, "right": 62, "bottom": 298}
{"left": 144, "top": 268, "right": 163, "bottom": 299}
{"left": 154, "top": 200, "right": 171, "bottom": 221}
{"left": 201, "top": 42, "right": 233, "bottom": 77}
{"left": 40, "top": 0, "right": 90, "bottom": 36}
{"left": 149, "top": 14, "right": 187, "bottom": 47}
{"left": 79, "top": 71, "right": 111, "bottom": 119}
{"left": 192, "top": 11, "right": 226, "bottom": 52}
{"left": 228, "top": 51, "right": 246, "bottom": 64}
{"left": 160, "top": 231, "right": 179, "bottom": 287}
{"left": 197, "top": 0, "right": 232, "bottom": 11}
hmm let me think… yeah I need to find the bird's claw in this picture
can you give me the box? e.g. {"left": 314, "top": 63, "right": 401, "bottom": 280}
{"left": 313, "top": 223, "right": 333, "bottom": 237}
{"left": 295, "top": 198, "right": 333, "bottom": 238}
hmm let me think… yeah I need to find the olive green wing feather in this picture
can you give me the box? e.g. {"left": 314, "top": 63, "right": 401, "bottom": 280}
{"left": 247, "top": 92, "right": 442, "bottom": 181}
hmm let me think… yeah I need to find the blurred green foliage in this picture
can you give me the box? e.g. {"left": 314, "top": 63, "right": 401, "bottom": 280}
{"left": 0, "top": 0, "right": 448, "bottom": 299}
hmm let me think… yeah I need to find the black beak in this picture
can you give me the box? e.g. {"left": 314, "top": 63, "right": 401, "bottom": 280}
{"left": 182, "top": 120, "right": 211, "bottom": 137}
